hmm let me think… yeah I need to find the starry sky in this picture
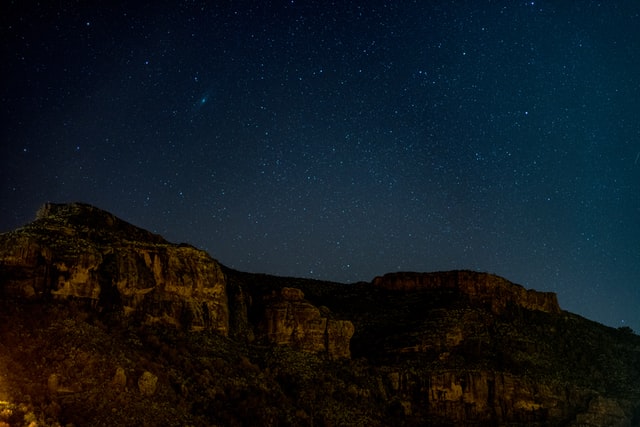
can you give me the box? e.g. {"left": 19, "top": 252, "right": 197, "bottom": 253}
{"left": 2, "top": 1, "right": 639, "bottom": 332}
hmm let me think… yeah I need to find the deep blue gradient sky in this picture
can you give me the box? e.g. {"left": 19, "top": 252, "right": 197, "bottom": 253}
{"left": 2, "top": 1, "right": 639, "bottom": 332}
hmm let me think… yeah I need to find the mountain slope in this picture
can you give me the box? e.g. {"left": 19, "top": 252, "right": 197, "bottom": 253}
{"left": 0, "top": 202, "right": 638, "bottom": 426}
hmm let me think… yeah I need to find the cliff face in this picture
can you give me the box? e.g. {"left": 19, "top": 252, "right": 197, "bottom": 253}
{"left": 0, "top": 203, "right": 638, "bottom": 427}
{"left": 384, "top": 369, "right": 593, "bottom": 423}
{"left": 0, "top": 202, "right": 228, "bottom": 333}
{"left": 262, "top": 287, "right": 354, "bottom": 358}
{"left": 373, "top": 270, "right": 560, "bottom": 314}
{"left": 0, "top": 202, "right": 352, "bottom": 356}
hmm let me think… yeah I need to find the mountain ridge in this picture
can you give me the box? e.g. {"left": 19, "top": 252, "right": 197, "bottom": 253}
{"left": 1, "top": 202, "right": 639, "bottom": 426}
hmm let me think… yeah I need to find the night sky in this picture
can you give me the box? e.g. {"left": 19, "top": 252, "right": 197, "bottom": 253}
{"left": 2, "top": 1, "right": 639, "bottom": 333}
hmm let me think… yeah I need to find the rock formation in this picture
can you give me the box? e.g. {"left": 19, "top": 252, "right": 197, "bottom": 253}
{"left": 262, "top": 287, "right": 354, "bottom": 358}
{"left": 0, "top": 202, "right": 352, "bottom": 357}
{"left": 373, "top": 270, "right": 560, "bottom": 314}
{"left": 0, "top": 202, "right": 638, "bottom": 427}
{"left": 0, "top": 202, "right": 229, "bottom": 333}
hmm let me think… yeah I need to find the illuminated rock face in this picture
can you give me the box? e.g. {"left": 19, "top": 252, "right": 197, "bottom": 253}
{"left": 262, "top": 287, "right": 354, "bottom": 359}
{"left": 0, "top": 202, "right": 229, "bottom": 334}
{"left": 0, "top": 202, "right": 354, "bottom": 358}
{"left": 1, "top": 203, "right": 639, "bottom": 426}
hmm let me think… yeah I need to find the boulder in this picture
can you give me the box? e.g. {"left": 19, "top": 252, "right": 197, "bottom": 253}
{"left": 138, "top": 371, "right": 158, "bottom": 396}
{"left": 111, "top": 367, "right": 127, "bottom": 390}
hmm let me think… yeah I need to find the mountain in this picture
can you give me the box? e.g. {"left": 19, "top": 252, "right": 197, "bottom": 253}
{"left": 0, "top": 202, "right": 638, "bottom": 426}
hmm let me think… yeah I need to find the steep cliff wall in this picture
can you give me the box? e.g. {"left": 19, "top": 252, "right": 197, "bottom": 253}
{"left": 0, "top": 203, "right": 354, "bottom": 359}
{"left": 262, "top": 287, "right": 354, "bottom": 359}
{"left": 372, "top": 271, "right": 560, "bottom": 314}
{"left": 0, "top": 203, "right": 638, "bottom": 426}
{"left": 0, "top": 202, "right": 229, "bottom": 334}
{"left": 383, "top": 369, "right": 597, "bottom": 424}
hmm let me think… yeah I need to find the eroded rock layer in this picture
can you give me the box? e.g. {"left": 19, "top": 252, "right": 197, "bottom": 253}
{"left": 0, "top": 203, "right": 638, "bottom": 427}
{"left": 262, "top": 287, "right": 354, "bottom": 358}
{"left": 0, "top": 202, "right": 228, "bottom": 333}
{"left": 0, "top": 202, "right": 353, "bottom": 358}
{"left": 373, "top": 270, "right": 560, "bottom": 314}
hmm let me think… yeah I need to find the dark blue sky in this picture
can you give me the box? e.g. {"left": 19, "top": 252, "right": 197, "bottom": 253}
{"left": 2, "top": 1, "right": 639, "bottom": 332}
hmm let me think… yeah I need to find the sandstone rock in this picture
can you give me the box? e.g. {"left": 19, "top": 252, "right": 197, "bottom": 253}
{"left": 228, "top": 282, "right": 254, "bottom": 341}
{"left": 388, "top": 372, "right": 400, "bottom": 392}
{"left": 111, "top": 367, "right": 127, "bottom": 390}
{"left": 372, "top": 270, "right": 560, "bottom": 314}
{"left": 326, "top": 318, "right": 355, "bottom": 359}
{"left": 1, "top": 203, "right": 637, "bottom": 426}
{"left": 0, "top": 203, "right": 229, "bottom": 335}
{"left": 572, "top": 396, "right": 629, "bottom": 427}
{"left": 262, "top": 287, "right": 354, "bottom": 358}
{"left": 394, "top": 370, "right": 558, "bottom": 424}
{"left": 47, "top": 374, "right": 60, "bottom": 394}
{"left": 0, "top": 203, "right": 354, "bottom": 356}
{"left": 280, "top": 287, "right": 304, "bottom": 300}
{"left": 138, "top": 371, "right": 158, "bottom": 396}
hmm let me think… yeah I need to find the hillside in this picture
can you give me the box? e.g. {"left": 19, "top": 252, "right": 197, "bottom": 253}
{"left": 0, "top": 202, "right": 639, "bottom": 426}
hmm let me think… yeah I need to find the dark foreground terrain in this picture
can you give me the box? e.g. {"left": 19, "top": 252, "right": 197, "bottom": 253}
{"left": 1, "top": 202, "right": 639, "bottom": 426}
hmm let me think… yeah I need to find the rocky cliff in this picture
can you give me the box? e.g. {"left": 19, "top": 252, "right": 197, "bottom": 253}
{"left": 0, "top": 203, "right": 638, "bottom": 427}
{"left": 372, "top": 270, "right": 561, "bottom": 314}
{"left": 0, "top": 202, "right": 229, "bottom": 334}
{"left": 0, "top": 202, "right": 352, "bottom": 357}
{"left": 261, "top": 287, "right": 354, "bottom": 359}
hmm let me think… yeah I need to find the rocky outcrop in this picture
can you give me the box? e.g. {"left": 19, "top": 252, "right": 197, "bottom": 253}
{"left": 262, "top": 287, "right": 354, "bottom": 358}
{"left": 571, "top": 396, "right": 630, "bottom": 427}
{"left": 382, "top": 369, "right": 599, "bottom": 424}
{"left": 372, "top": 270, "right": 560, "bottom": 314}
{"left": 0, "top": 202, "right": 229, "bottom": 334}
{"left": 1, "top": 202, "right": 638, "bottom": 426}
{"left": 0, "top": 203, "right": 354, "bottom": 358}
{"left": 385, "top": 370, "right": 631, "bottom": 427}
{"left": 138, "top": 371, "right": 159, "bottom": 396}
